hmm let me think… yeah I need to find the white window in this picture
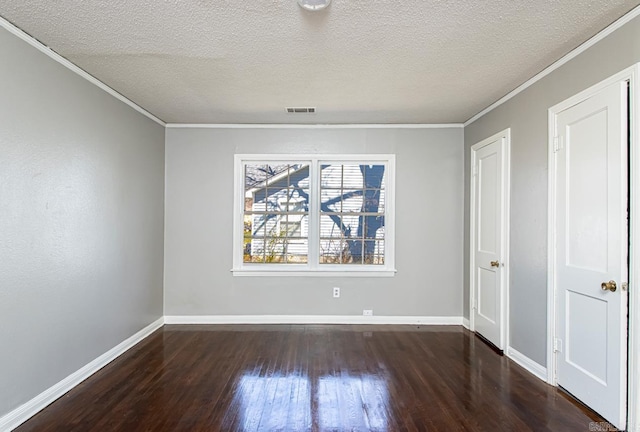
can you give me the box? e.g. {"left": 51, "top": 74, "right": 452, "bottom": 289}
{"left": 233, "top": 154, "right": 396, "bottom": 277}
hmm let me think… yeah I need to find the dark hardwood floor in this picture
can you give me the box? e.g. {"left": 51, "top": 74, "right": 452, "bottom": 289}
{"left": 16, "top": 325, "right": 606, "bottom": 431}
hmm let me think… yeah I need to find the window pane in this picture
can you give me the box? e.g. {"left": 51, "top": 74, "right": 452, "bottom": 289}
{"left": 319, "top": 239, "right": 345, "bottom": 263}
{"left": 340, "top": 214, "right": 359, "bottom": 236}
{"left": 363, "top": 216, "right": 386, "bottom": 239}
{"left": 320, "top": 215, "right": 345, "bottom": 239}
{"left": 319, "top": 163, "right": 386, "bottom": 265}
{"left": 321, "top": 164, "right": 364, "bottom": 189}
{"left": 244, "top": 163, "right": 309, "bottom": 264}
{"left": 373, "top": 240, "right": 385, "bottom": 265}
{"left": 320, "top": 188, "right": 342, "bottom": 212}
{"left": 341, "top": 164, "right": 365, "bottom": 189}
{"left": 286, "top": 238, "right": 308, "bottom": 264}
{"left": 341, "top": 191, "right": 363, "bottom": 213}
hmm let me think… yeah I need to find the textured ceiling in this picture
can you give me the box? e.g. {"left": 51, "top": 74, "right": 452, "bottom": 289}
{"left": 0, "top": 0, "right": 638, "bottom": 124}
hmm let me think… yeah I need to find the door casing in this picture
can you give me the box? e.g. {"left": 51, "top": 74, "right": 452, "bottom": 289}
{"left": 547, "top": 63, "right": 640, "bottom": 431}
{"left": 469, "top": 128, "right": 511, "bottom": 351}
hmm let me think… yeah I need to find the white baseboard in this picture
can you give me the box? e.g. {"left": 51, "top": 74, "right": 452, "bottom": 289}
{"left": 164, "top": 315, "right": 464, "bottom": 326}
{"left": 0, "top": 315, "right": 463, "bottom": 430}
{"left": 506, "top": 346, "right": 548, "bottom": 382}
{"left": 462, "top": 317, "right": 470, "bottom": 330}
{"left": 0, "top": 317, "right": 165, "bottom": 432}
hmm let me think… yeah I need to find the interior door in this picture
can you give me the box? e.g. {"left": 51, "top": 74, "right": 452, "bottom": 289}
{"left": 472, "top": 133, "right": 506, "bottom": 350}
{"left": 554, "top": 80, "right": 628, "bottom": 429}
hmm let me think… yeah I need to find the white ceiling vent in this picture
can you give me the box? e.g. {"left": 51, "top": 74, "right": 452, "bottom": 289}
{"left": 286, "top": 107, "right": 316, "bottom": 113}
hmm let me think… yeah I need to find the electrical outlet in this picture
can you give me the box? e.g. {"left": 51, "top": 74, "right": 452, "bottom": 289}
{"left": 363, "top": 309, "right": 373, "bottom": 316}
{"left": 333, "top": 287, "right": 340, "bottom": 298}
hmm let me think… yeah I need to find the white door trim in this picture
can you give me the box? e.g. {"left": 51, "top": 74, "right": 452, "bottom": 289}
{"left": 630, "top": 62, "right": 640, "bottom": 432}
{"left": 547, "top": 63, "right": 639, "bottom": 430}
{"left": 469, "top": 128, "right": 511, "bottom": 351}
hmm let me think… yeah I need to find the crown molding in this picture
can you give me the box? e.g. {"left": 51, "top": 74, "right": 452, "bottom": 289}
{"left": 464, "top": 4, "right": 640, "bottom": 127}
{"left": 0, "top": 15, "right": 166, "bottom": 127}
{"left": 166, "top": 123, "right": 464, "bottom": 129}
{"left": 6, "top": 1, "right": 639, "bottom": 130}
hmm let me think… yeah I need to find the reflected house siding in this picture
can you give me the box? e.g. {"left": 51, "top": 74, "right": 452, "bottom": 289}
{"left": 319, "top": 164, "right": 386, "bottom": 264}
{"left": 248, "top": 166, "right": 310, "bottom": 263}
{"left": 246, "top": 164, "right": 386, "bottom": 264}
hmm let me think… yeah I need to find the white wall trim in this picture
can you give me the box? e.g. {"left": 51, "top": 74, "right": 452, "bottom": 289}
{"left": 0, "top": 16, "right": 165, "bottom": 127}
{"left": 464, "top": 4, "right": 640, "bottom": 127}
{"left": 165, "top": 123, "right": 464, "bottom": 129}
{"left": 628, "top": 62, "right": 640, "bottom": 432}
{"left": 231, "top": 269, "right": 397, "bottom": 277}
{"left": 164, "top": 315, "right": 464, "bottom": 325}
{"left": 507, "top": 346, "right": 548, "bottom": 382}
{"left": 462, "top": 318, "right": 470, "bottom": 330}
{"left": 0, "top": 317, "right": 164, "bottom": 432}
{"left": 546, "top": 102, "right": 557, "bottom": 386}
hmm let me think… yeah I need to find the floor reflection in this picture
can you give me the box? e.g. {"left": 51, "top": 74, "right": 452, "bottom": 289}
{"left": 15, "top": 325, "right": 605, "bottom": 432}
{"left": 227, "top": 372, "right": 389, "bottom": 431}
{"left": 232, "top": 373, "right": 311, "bottom": 431}
{"left": 317, "top": 373, "right": 389, "bottom": 430}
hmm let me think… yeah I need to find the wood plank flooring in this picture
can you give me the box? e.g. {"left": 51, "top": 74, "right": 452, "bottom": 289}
{"left": 16, "top": 325, "right": 606, "bottom": 431}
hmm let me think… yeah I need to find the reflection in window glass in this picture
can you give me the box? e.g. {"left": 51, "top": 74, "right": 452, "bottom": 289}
{"left": 243, "top": 163, "right": 309, "bottom": 263}
{"left": 320, "top": 164, "right": 386, "bottom": 265}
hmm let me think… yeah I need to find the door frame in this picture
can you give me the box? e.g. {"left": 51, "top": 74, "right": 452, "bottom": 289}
{"left": 469, "top": 128, "right": 511, "bottom": 351}
{"left": 547, "top": 63, "right": 640, "bottom": 430}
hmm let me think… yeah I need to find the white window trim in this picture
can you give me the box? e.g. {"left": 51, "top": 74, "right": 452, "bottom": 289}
{"left": 232, "top": 154, "right": 396, "bottom": 277}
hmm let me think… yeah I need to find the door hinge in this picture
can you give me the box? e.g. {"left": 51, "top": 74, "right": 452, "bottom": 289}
{"left": 554, "top": 338, "right": 563, "bottom": 353}
{"left": 553, "top": 136, "right": 564, "bottom": 153}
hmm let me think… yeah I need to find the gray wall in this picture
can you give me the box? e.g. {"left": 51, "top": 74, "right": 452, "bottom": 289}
{"left": 165, "top": 127, "right": 464, "bottom": 317}
{"left": 0, "top": 28, "right": 165, "bottom": 417}
{"left": 464, "top": 16, "right": 640, "bottom": 366}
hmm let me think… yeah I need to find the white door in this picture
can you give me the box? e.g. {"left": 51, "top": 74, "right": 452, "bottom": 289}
{"left": 471, "top": 130, "right": 509, "bottom": 351}
{"left": 553, "top": 80, "right": 628, "bottom": 429}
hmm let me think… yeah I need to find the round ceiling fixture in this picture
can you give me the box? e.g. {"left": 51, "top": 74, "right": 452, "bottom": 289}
{"left": 297, "top": 0, "right": 331, "bottom": 11}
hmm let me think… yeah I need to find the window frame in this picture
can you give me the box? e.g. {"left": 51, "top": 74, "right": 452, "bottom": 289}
{"left": 232, "top": 154, "right": 396, "bottom": 277}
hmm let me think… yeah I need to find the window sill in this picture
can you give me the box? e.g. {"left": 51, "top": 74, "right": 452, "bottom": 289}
{"left": 231, "top": 268, "right": 397, "bottom": 277}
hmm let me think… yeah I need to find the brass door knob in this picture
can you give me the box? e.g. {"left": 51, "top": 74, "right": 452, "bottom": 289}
{"left": 490, "top": 260, "right": 500, "bottom": 267}
{"left": 601, "top": 280, "right": 617, "bottom": 292}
